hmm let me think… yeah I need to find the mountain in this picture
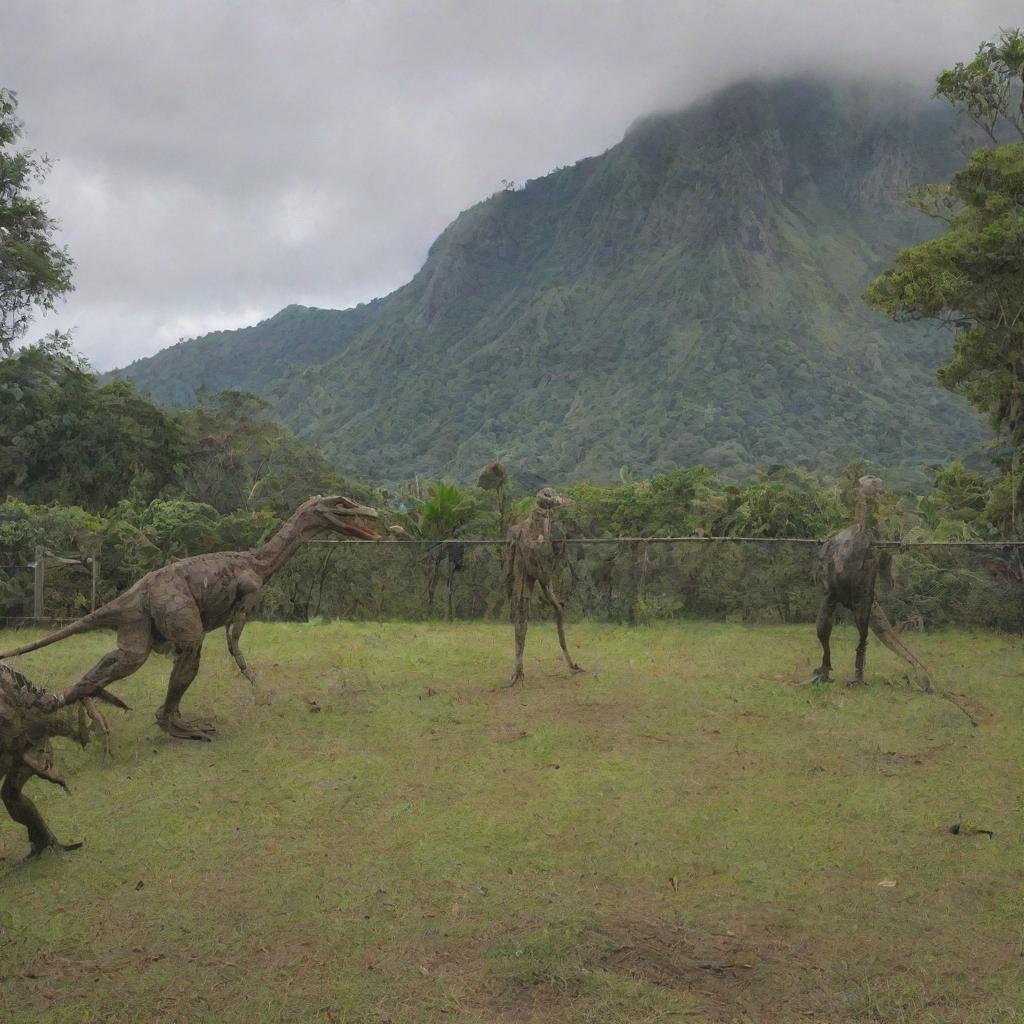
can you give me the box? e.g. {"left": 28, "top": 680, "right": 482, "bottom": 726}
{"left": 114, "top": 77, "right": 989, "bottom": 487}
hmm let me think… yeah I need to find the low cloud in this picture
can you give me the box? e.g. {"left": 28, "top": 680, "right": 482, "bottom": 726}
{"left": 3, "top": 0, "right": 1019, "bottom": 368}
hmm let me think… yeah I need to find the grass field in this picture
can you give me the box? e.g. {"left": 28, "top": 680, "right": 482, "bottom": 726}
{"left": 0, "top": 621, "right": 1020, "bottom": 1023}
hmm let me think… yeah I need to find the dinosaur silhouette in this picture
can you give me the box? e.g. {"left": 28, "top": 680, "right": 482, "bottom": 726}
{"left": 0, "top": 496, "right": 379, "bottom": 740}
{"left": 814, "top": 476, "right": 934, "bottom": 689}
{"left": 506, "top": 488, "right": 582, "bottom": 686}
{"left": 0, "top": 662, "right": 108, "bottom": 857}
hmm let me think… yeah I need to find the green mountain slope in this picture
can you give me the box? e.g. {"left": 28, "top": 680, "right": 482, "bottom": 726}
{"left": 111, "top": 301, "right": 381, "bottom": 404}
{"left": 117, "top": 77, "right": 989, "bottom": 486}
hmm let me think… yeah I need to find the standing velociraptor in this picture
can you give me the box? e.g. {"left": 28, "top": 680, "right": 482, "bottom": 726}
{"left": 813, "top": 476, "right": 934, "bottom": 689}
{"left": 0, "top": 495, "right": 379, "bottom": 740}
{"left": 0, "top": 662, "right": 105, "bottom": 857}
{"left": 506, "top": 488, "right": 582, "bottom": 686}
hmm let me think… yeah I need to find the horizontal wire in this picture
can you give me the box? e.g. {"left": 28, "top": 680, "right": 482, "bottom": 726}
{"left": 308, "top": 536, "right": 1024, "bottom": 549}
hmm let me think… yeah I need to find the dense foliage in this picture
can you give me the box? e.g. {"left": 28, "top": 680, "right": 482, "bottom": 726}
{"left": 115, "top": 79, "right": 988, "bottom": 489}
{"left": 0, "top": 89, "right": 74, "bottom": 355}
{"left": 0, "top": 338, "right": 183, "bottom": 510}
{"left": 867, "top": 29, "right": 1024, "bottom": 532}
{"left": 2, "top": 417, "right": 1018, "bottom": 632}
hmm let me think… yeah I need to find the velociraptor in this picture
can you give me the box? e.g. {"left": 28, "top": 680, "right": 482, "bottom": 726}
{"left": 506, "top": 488, "right": 582, "bottom": 686}
{"left": 813, "top": 476, "right": 934, "bottom": 689}
{"left": 0, "top": 662, "right": 107, "bottom": 857}
{"left": 0, "top": 495, "right": 379, "bottom": 741}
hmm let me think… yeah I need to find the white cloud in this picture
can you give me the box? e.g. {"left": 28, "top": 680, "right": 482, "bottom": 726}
{"left": 3, "top": 0, "right": 1019, "bottom": 369}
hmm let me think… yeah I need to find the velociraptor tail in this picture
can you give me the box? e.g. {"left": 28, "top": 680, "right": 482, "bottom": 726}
{"left": 869, "top": 600, "right": 937, "bottom": 692}
{"left": 0, "top": 608, "right": 110, "bottom": 660}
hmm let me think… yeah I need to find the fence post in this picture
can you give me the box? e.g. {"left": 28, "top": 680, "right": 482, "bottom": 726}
{"left": 33, "top": 546, "right": 45, "bottom": 621}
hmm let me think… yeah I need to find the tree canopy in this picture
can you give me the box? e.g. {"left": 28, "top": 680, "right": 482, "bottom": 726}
{"left": 0, "top": 88, "right": 74, "bottom": 355}
{"left": 866, "top": 28, "right": 1024, "bottom": 531}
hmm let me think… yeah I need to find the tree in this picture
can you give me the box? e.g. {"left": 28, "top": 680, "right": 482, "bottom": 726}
{"left": 866, "top": 29, "right": 1024, "bottom": 531}
{"left": 477, "top": 460, "right": 511, "bottom": 535}
{"left": 0, "top": 89, "right": 74, "bottom": 354}
{"left": 393, "top": 482, "right": 479, "bottom": 617}
{"left": 0, "top": 337, "right": 183, "bottom": 510}
{"left": 177, "top": 389, "right": 356, "bottom": 516}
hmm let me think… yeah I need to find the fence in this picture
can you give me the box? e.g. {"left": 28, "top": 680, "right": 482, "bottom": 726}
{"left": 0, "top": 548, "right": 99, "bottom": 625}
{"left": 2, "top": 536, "right": 1022, "bottom": 633}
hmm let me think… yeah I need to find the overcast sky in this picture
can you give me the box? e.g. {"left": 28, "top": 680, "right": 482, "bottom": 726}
{"left": 3, "top": 1, "right": 1020, "bottom": 370}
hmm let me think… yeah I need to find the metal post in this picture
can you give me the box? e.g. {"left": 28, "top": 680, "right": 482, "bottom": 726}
{"left": 33, "top": 546, "right": 45, "bottom": 621}
{"left": 90, "top": 556, "right": 99, "bottom": 612}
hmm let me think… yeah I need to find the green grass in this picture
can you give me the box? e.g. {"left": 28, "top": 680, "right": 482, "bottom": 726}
{"left": 0, "top": 622, "right": 1021, "bottom": 1023}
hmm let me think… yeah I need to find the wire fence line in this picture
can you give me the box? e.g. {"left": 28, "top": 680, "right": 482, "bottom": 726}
{"left": 308, "top": 536, "right": 1024, "bottom": 549}
{"left": 2, "top": 535, "right": 1022, "bottom": 632}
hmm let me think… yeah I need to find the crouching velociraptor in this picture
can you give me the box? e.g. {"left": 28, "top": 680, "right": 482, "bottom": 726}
{"left": 0, "top": 663, "right": 108, "bottom": 857}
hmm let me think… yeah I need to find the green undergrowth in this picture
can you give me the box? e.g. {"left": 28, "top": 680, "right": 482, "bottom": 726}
{"left": 0, "top": 622, "right": 1020, "bottom": 1023}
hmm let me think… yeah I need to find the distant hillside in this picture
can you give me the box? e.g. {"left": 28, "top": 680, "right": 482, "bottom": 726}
{"left": 115, "top": 77, "right": 989, "bottom": 487}
{"left": 111, "top": 301, "right": 380, "bottom": 404}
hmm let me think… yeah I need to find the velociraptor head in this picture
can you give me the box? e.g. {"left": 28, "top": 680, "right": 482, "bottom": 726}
{"left": 857, "top": 475, "right": 883, "bottom": 499}
{"left": 535, "top": 487, "right": 573, "bottom": 512}
{"left": 306, "top": 495, "right": 381, "bottom": 540}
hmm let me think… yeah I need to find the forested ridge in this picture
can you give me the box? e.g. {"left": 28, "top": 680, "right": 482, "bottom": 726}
{"left": 114, "top": 77, "right": 989, "bottom": 488}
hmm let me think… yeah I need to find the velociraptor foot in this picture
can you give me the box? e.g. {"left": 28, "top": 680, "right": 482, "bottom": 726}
{"left": 503, "top": 670, "right": 524, "bottom": 689}
{"left": 846, "top": 676, "right": 866, "bottom": 687}
{"left": 156, "top": 709, "right": 217, "bottom": 741}
{"left": 26, "top": 839, "right": 83, "bottom": 860}
{"left": 569, "top": 663, "right": 583, "bottom": 674}
{"left": 811, "top": 669, "right": 831, "bottom": 685}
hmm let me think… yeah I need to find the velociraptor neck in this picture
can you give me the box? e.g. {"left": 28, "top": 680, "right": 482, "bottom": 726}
{"left": 854, "top": 493, "right": 879, "bottom": 537}
{"left": 251, "top": 509, "right": 319, "bottom": 578}
{"left": 530, "top": 507, "right": 553, "bottom": 536}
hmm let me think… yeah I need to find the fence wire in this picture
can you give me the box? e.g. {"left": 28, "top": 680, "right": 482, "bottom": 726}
{"left": 2, "top": 537, "right": 1022, "bottom": 632}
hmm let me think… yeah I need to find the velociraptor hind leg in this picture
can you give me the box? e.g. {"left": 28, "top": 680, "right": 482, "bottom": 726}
{"left": 505, "top": 580, "right": 533, "bottom": 687}
{"left": 505, "top": 603, "right": 527, "bottom": 687}
{"left": 848, "top": 599, "right": 872, "bottom": 686}
{"left": 61, "top": 617, "right": 153, "bottom": 708}
{"left": 156, "top": 644, "right": 216, "bottom": 741}
{"left": 2, "top": 765, "right": 82, "bottom": 858}
{"left": 812, "top": 594, "right": 837, "bottom": 683}
{"left": 540, "top": 581, "right": 582, "bottom": 674}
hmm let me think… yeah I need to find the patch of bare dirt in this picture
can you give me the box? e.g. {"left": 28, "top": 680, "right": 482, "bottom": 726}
{"left": 593, "top": 918, "right": 825, "bottom": 1022}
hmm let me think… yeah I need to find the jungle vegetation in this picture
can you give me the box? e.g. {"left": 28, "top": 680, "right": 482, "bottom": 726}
{"left": 112, "top": 77, "right": 995, "bottom": 490}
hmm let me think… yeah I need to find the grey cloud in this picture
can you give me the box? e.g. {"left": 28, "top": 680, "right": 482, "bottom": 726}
{"left": 2, "top": 0, "right": 1019, "bottom": 369}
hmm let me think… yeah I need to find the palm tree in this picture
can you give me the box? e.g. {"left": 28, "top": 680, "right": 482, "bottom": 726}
{"left": 395, "top": 482, "right": 478, "bottom": 618}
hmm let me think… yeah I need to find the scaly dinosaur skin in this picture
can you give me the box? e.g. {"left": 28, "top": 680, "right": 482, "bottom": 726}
{"left": 0, "top": 496, "right": 379, "bottom": 741}
{"left": 813, "top": 476, "right": 934, "bottom": 689}
{"left": 0, "top": 662, "right": 107, "bottom": 857}
{"left": 505, "top": 488, "right": 582, "bottom": 687}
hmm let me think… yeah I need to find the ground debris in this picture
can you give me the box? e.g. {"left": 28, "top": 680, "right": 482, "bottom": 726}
{"left": 948, "top": 820, "right": 995, "bottom": 838}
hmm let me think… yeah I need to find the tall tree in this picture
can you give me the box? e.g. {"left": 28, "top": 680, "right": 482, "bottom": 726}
{"left": 0, "top": 337, "right": 183, "bottom": 510}
{"left": 0, "top": 89, "right": 74, "bottom": 354}
{"left": 177, "top": 388, "right": 355, "bottom": 516}
{"left": 866, "top": 29, "right": 1024, "bottom": 530}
